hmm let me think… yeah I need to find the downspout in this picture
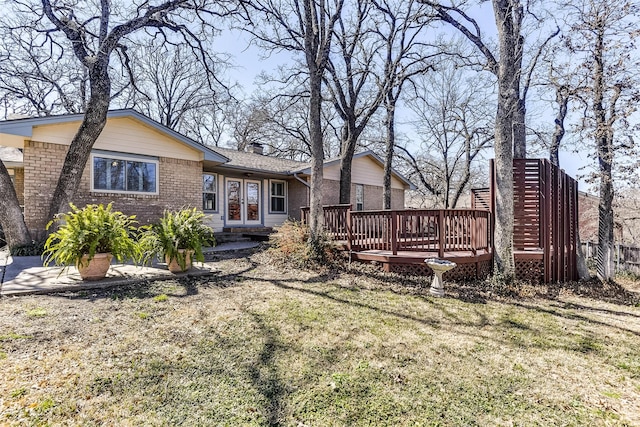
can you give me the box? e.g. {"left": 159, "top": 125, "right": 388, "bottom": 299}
{"left": 293, "top": 172, "right": 310, "bottom": 188}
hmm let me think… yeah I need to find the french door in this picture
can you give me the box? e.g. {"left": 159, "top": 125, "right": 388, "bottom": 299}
{"left": 226, "top": 178, "right": 261, "bottom": 226}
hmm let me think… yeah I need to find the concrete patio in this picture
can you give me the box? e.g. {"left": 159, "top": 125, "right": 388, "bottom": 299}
{"left": 0, "top": 241, "right": 260, "bottom": 296}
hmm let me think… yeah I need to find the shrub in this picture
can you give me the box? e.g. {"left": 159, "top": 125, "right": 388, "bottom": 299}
{"left": 10, "top": 240, "right": 46, "bottom": 256}
{"left": 268, "top": 220, "right": 337, "bottom": 269}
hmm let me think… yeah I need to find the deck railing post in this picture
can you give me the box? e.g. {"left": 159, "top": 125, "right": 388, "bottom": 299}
{"left": 438, "top": 210, "right": 445, "bottom": 258}
{"left": 346, "top": 207, "right": 352, "bottom": 251}
{"left": 391, "top": 211, "right": 398, "bottom": 255}
{"left": 471, "top": 210, "right": 477, "bottom": 255}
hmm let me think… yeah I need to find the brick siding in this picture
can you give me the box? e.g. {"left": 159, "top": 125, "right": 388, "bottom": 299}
{"left": 287, "top": 178, "right": 309, "bottom": 220}
{"left": 23, "top": 140, "right": 201, "bottom": 237}
{"left": 321, "top": 179, "right": 406, "bottom": 210}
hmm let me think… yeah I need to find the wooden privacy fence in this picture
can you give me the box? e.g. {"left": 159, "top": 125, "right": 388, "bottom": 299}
{"left": 473, "top": 158, "right": 578, "bottom": 283}
{"left": 302, "top": 206, "right": 491, "bottom": 257}
{"left": 582, "top": 241, "right": 640, "bottom": 274}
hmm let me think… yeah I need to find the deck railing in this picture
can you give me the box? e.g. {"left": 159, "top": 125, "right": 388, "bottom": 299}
{"left": 301, "top": 204, "right": 351, "bottom": 241}
{"left": 303, "top": 206, "right": 491, "bottom": 256}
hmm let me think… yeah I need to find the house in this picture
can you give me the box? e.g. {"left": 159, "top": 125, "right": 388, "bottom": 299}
{"left": 0, "top": 109, "right": 414, "bottom": 238}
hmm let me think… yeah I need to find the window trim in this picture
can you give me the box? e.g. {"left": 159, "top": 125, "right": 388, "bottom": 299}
{"left": 90, "top": 152, "right": 159, "bottom": 195}
{"left": 269, "top": 179, "right": 287, "bottom": 214}
{"left": 202, "top": 172, "right": 219, "bottom": 213}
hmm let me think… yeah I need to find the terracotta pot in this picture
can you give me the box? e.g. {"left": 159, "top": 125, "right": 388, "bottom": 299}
{"left": 166, "top": 249, "right": 193, "bottom": 273}
{"left": 77, "top": 253, "right": 113, "bottom": 281}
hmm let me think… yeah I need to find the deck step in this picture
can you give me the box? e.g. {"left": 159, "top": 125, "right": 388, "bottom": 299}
{"left": 214, "top": 232, "right": 253, "bottom": 244}
{"left": 222, "top": 226, "right": 273, "bottom": 234}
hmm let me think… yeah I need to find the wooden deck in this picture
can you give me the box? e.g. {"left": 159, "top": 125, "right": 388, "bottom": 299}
{"left": 304, "top": 158, "right": 579, "bottom": 284}
{"left": 303, "top": 206, "right": 494, "bottom": 280}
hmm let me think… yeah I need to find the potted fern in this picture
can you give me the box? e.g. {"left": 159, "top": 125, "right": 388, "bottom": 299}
{"left": 139, "top": 208, "right": 215, "bottom": 273}
{"left": 43, "top": 203, "right": 139, "bottom": 280}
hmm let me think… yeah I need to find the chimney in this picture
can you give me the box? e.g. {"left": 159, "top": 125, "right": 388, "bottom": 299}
{"left": 247, "top": 142, "right": 264, "bottom": 155}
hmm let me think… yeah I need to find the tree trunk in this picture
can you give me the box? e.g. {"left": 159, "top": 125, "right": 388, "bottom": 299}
{"left": 593, "top": 27, "right": 615, "bottom": 281}
{"left": 47, "top": 66, "right": 111, "bottom": 220}
{"left": 492, "top": 0, "right": 521, "bottom": 280}
{"left": 513, "top": 98, "right": 527, "bottom": 158}
{"left": 550, "top": 87, "right": 569, "bottom": 167}
{"left": 0, "top": 161, "right": 32, "bottom": 249}
{"left": 576, "top": 233, "right": 591, "bottom": 280}
{"left": 493, "top": 109, "right": 516, "bottom": 280}
{"left": 382, "top": 98, "right": 396, "bottom": 210}
{"left": 338, "top": 122, "right": 358, "bottom": 205}
{"left": 308, "top": 72, "right": 325, "bottom": 252}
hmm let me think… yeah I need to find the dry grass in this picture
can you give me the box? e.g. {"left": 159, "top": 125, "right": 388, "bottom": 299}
{"left": 1, "top": 246, "right": 639, "bottom": 426}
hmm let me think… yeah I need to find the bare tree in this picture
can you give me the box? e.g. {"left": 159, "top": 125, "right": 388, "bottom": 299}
{"left": 418, "top": 0, "right": 559, "bottom": 280}
{"left": 0, "top": 0, "right": 234, "bottom": 249}
{"left": 245, "top": 0, "right": 344, "bottom": 257}
{"left": 128, "top": 42, "right": 230, "bottom": 145}
{"left": 0, "top": 13, "right": 128, "bottom": 117}
{"left": 323, "top": 0, "right": 388, "bottom": 205}
{"left": 371, "top": 0, "right": 435, "bottom": 209}
{"left": 403, "top": 61, "right": 493, "bottom": 208}
{"left": 564, "top": 0, "right": 640, "bottom": 280}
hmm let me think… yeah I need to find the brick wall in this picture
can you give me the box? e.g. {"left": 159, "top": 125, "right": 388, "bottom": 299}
{"left": 321, "top": 179, "right": 341, "bottom": 206}
{"left": 23, "top": 140, "right": 201, "bottom": 236}
{"left": 320, "top": 179, "right": 406, "bottom": 210}
{"left": 287, "top": 178, "right": 309, "bottom": 220}
{"left": 23, "top": 141, "right": 68, "bottom": 234}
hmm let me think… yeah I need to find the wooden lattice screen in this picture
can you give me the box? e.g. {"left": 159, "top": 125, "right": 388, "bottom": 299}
{"left": 478, "top": 159, "right": 578, "bottom": 283}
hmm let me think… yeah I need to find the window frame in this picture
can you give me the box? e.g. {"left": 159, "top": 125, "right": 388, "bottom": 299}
{"left": 355, "top": 183, "right": 364, "bottom": 211}
{"left": 269, "top": 179, "right": 287, "bottom": 214}
{"left": 90, "top": 152, "right": 159, "bottom": 195}
{"left": 202, "top": 173, "right": 218, "bottom": 212}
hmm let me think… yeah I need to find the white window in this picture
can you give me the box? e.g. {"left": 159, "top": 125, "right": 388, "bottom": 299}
{"left": 355, "top": 184, "right": 364, "bottom": 211}
{"left": 270, "top": 180, "right": 287, "bottom": 213}
{"left": 203, "top": 173, "right": 217, "bottom": 211}
{"left": 91, "top": 153, "right": 158, "bottom": 194}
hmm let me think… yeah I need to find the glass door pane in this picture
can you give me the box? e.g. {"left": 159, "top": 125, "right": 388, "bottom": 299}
{"left": 227, "top": 180, "right": 241, "bottom": 221}
{"left": 245, "top": 181, "right": 260, "bottom": 221}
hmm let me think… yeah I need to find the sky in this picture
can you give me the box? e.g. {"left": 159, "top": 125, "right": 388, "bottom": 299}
{"left": 214, "top": 5, "right": 597, "bottom": 193}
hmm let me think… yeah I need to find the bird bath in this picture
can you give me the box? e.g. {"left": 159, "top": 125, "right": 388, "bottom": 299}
{"left": 425, "top": 258, "right": 457, "bottom": 297}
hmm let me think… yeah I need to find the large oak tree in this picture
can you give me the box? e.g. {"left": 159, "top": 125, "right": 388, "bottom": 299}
{"left": 0, "top": 0, "right": 232, "bottom": 249}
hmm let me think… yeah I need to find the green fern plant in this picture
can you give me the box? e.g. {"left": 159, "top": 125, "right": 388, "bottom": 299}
{"left": 139, "top": 208, "right": 215, "bottom": 271}
{"left": 43, "top": 203, "right": 139, "bottom": 269}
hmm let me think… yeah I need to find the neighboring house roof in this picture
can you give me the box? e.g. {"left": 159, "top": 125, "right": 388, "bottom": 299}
{"left": 0, "top": 109, "right": 229, "bottom": 164}
{"left": 212, "top": 146, "right": 308, "bottom": 175}
{"left": 0, "top": 147, "right": 23, "bottom": 167}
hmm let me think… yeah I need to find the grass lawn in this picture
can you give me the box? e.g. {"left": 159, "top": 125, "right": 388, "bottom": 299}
{"left": 1, "top": 247, "right": 639, "bottom": 426}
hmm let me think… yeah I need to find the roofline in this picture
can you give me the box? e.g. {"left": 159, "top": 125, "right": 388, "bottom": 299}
{"left": 0, "top": 109, "right": 229, "bottom": 164}
{"left": 213, "top": 164, "right": 293, "bottom": 176}
{"left": 295, "top": 150, "right": 416, "bottom": 190}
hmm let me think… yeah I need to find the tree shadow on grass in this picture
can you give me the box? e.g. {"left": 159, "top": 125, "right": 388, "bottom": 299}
{"left": 265, "top": 273, "right": 640, "bottom": 354}
{"left": 245, "top": 311, "right": 289, "bottom": 426}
